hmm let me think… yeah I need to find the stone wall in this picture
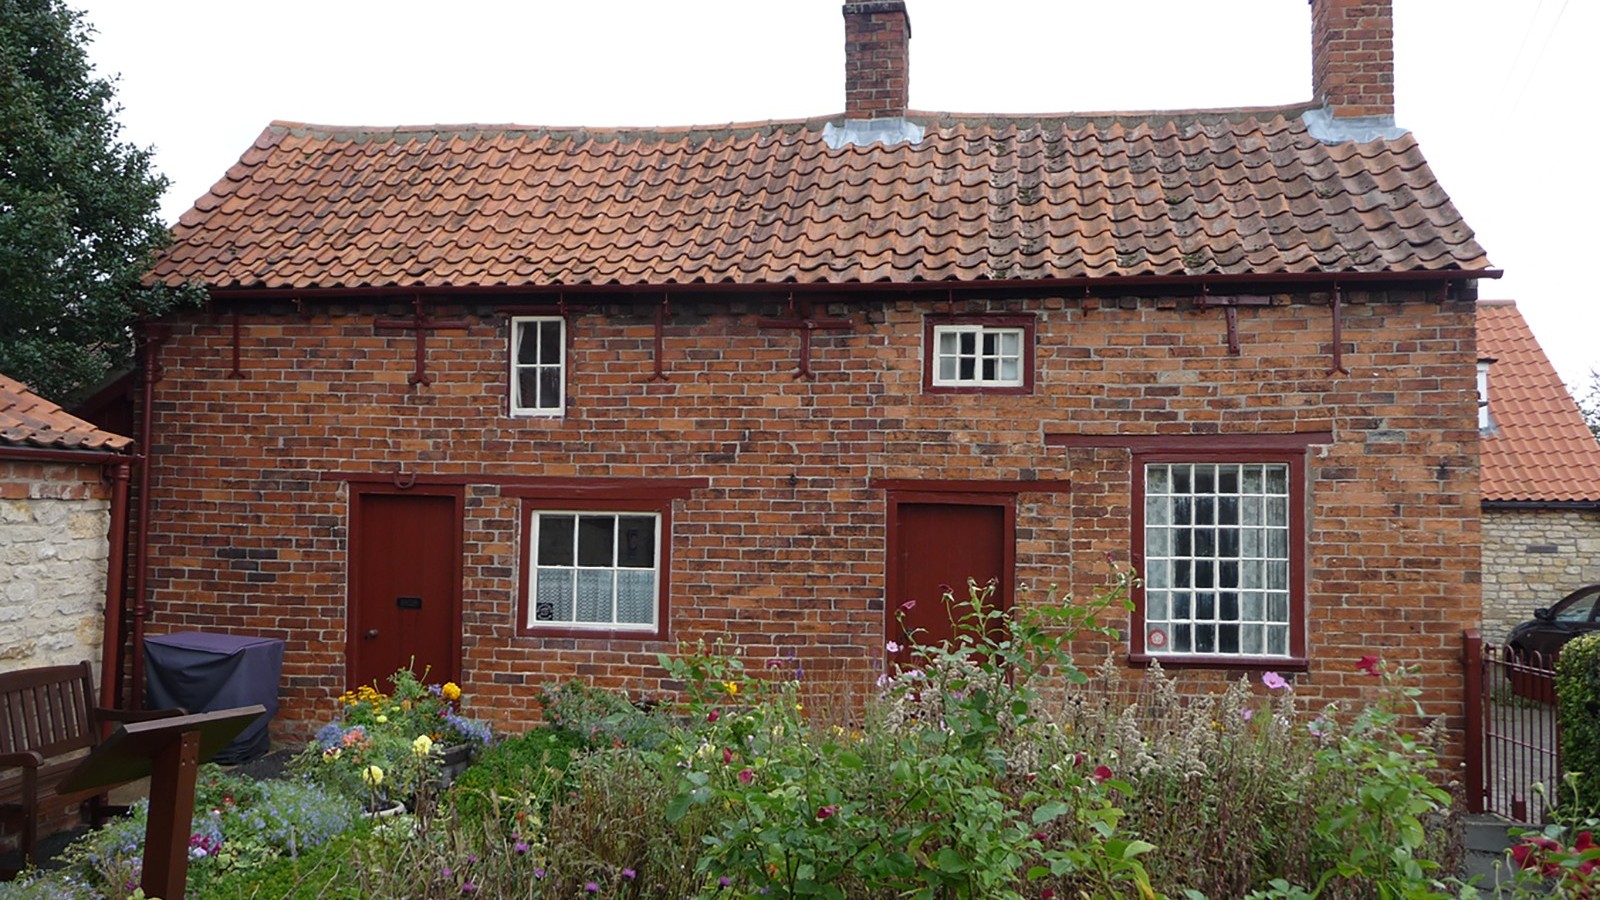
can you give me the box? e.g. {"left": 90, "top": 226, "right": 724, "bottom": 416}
{"left": 1482, "top": 507, "right": 1600, "bottom": 643}
{"left": 0, "top": 460, "right": 111, "bottom": 669}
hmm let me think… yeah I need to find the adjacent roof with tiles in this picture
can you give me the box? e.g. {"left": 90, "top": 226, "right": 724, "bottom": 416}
{"left": 149, "top": 106, "right": 1491, "bottom": 291}
{"left": 0, "top": 373, "right": 133, "bottom": 453}
{"left": 1478, "top": 302, "right": 1600, "bottom": 504}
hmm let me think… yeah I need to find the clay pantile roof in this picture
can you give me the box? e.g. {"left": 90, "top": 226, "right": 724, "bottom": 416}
{"left": 0, "top": 373, "right": 132, "bottom": 453}
{"left": 1478, "top": 302, "right": 1600, "bottom": 504}
{"left": 150, "top": 107, "right": 1491, "bottom": 291}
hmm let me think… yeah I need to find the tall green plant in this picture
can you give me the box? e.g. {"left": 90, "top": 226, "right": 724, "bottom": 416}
{"left": 1557, "top": 632, "right": 1600, "bottom": 817}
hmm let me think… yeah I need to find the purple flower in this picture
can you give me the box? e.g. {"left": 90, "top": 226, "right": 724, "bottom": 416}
{"left": 461, "top": 883, "right": 477, "bottom": 895}
{"left": 719, "top": 876, "right": 732, "bottom": 888}
{"left": 514, "top": 841, "right": 529, "bottom": 855}
{"left": 1241, "top": 708, "right": 1254, "bottom": 722}
{"left": 1261, "top": 671, "right": 1291, "bottom": 691}
{"left": 533, "top": 868, "right": 546, "bottom": 879}
{"left": 585, "top": 882, "right": 600, "bottom": 893}
{"left": 442, "top": 867, "right": 453, "bottom": 879}
{"left": 622, "top": 867, "right": 637, "bottom": 880}
{"left": 466, "top": 854, "right": 478, "bottom": 865}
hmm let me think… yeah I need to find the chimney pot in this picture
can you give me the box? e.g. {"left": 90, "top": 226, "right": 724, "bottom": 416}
{"left": 842, "top": 1, "right": 911, "bottom": 119}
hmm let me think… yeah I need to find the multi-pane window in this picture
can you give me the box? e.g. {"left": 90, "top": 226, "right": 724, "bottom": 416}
{"left": 931, "top": 324, "right": 1025, "bottom": 387}
{"left": 529, "top": 512, "right": 659, "bottom": 630}
{"left": 1142, "top": 462, "right": 1293, "bottom": 657}
{"left": 511, "top": 317, "right": 564, "bottom": 415}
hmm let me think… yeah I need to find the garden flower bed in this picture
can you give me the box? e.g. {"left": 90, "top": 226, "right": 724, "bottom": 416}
{"left": 0, "top": 578, "right": 1568, "bottom": 898}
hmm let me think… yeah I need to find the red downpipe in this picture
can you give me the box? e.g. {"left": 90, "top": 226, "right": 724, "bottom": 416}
{"left": 99, "top": 459, "right": 131, "bottom": 711}
{"left": 129, "top": 333, "right": 160, "bottom": 710}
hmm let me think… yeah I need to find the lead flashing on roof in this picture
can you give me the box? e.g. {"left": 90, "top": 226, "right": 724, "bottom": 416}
{"left": 823, "top": 117, "right": 926, "bottom": 150}
{"left": 1302, "top": 105, "right": 1408, "bottom": 144}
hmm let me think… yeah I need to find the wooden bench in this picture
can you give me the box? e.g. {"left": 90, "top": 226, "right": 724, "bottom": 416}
{"left": 0, "top": 661, "right": 182, "bottom": 869}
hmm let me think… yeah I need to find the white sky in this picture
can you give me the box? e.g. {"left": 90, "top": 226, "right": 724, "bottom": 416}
{"left": 75, "top": 0, "right": 1600, "bottom": 390}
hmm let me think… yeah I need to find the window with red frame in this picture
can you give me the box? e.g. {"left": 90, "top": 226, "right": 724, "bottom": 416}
{"left": 923, "top": 315, "right": 1034, "bottom": 393}
{"left": 1132, "top": 453, "right": 1306, "bottom": 663}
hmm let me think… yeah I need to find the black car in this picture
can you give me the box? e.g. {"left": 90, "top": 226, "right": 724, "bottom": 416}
{"left": 1506, "top": 583, "right": 1600, "bottom": 664}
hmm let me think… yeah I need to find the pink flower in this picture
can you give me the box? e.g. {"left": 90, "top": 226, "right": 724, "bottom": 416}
{"left": 1241, "top": 708, "right": 1254, "bottom": 722}
{"left": 1356, "top": 655, "right": 1381, "bottom": 677}
{"left": 1261, "top": 671, "right": 1290, "bottom": 691}
{"left": 900, "top": 599, "right": 917, "bottom": 611}
{"left": 706, "top": 710, "right": 719, "bottom": 723}
{"left": 886, "top": 641, "right": 901, "bottom": 653}
{"left": 738, "top": 768, "right": 754, "bottom": 784}
{"left": 816, "top": 804, "right": 839, "bottom": 820}
{"left": 1092, "top": 765, "right": 1113, "bottom": 783}
{"left": 722, "top": 747, "right": 734, "bottom": 765}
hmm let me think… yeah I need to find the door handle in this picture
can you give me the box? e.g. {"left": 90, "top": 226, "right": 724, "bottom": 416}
{"left": 363, "top": 628, "right": 380, "bottom": 640}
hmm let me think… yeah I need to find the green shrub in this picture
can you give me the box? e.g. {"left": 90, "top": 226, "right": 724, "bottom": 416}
{"left": 535, "top": 679, "right": 669, "bottom": 749}
{"left": 187, "top": 822, "right": 372, "bottom": 900}
{"left": 1557, "top": 632, "right": 1600, "bottom": 816}
{"left": 449, "top": 726, "right": 583, "bottom": 829}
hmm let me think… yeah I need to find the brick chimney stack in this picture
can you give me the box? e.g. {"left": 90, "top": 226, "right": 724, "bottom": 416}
{"left": 1309, "top": 0, "right": 1394, "bottom": 119}
{"left": 843, "top": 2, "right": 911, "bottom": 119}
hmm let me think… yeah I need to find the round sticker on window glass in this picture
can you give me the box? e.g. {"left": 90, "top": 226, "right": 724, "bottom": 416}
{"left": 1148, "top": 629, "right": 1167, "bottom": 648}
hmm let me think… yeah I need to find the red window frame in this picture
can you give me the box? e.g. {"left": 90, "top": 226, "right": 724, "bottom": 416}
{"left": 1128, "top": 449, "right": 1309, "bottom": 669}
{"left": 510, "top": 479, "right": 702, "bottom": 641}
{"left": 922, "top": 314, "right": 1036, "bottom": 395}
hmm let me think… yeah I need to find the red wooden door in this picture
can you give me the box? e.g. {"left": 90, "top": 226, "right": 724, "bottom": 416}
{"left": 888, "top": 500, "right": 1011, "bottom": 668}
{"left": 348, "top": 490, "right": 462, "bottom": 691}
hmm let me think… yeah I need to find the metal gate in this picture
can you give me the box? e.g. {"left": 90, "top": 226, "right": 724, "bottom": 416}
{"left": 1464, "top": 630, "right": 1561, "bottom": 822}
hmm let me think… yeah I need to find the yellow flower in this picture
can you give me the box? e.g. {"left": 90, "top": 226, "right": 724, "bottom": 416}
{"left": 412, "top": 734, "right": 435, "bottom": 757}
{"left": 441, "top": 682, "right": 462, "bottom": 702}
{"left": 375, "top": 715, "right": 388, "bottom": 725}
{"left": 722, "top": 681, "right": 739, "bottom": 696}
{"left": 362, "top": 765, "right": 384, "bottom": 787}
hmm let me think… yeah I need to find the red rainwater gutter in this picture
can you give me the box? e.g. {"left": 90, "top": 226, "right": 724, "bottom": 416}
{"left": 0, "top": 445, "right": 136, "bottom": 710}
{"left": 128, "top": 332, "right": 161, "bottom": 710}
{"left": 100, "top": 460, "right": 131, "bottom": 710}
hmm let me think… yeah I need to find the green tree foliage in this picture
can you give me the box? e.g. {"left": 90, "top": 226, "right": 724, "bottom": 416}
{"left": 0, "top": 0, "right": 192, "bottom": 403}
{"left": 1577, "top": 368, "right": 1600, "bottom": 444}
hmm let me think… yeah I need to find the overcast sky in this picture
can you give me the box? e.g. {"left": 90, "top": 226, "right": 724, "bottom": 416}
{"left": 74, "top": 0, "right": 1599, "bottom": 391}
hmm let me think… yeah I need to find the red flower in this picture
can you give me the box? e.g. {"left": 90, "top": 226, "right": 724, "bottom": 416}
{"left": 738, "top": 768, "right": 754, "bottom": 784}
{"left": 1032, "top": 831, "right": 1049, "bottom": 843}
{"left": 706, "top": 710, "right": 719, "bottom": 723}
{"left": 1355, "top": 655, "right": 1381, "bottom": 677}
{"left": 1092, "top": 765, "right": 1113, "bottom": 783}
{"left": 723, "top": 747, "right": 734, "bottom": 765}
{"left": 1041, "top": 891, "right": 1056, "bottom": 900}
{"left": 816, "top": 804, "right": 839, "bottom": 820}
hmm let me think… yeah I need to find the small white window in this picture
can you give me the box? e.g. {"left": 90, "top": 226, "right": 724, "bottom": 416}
{"left": 1477, "top": 360, "right": 1492, "bottom": 431}
{"left": 931, "top": 324, "right": 1025, "bottom": 387}
{"left": 529, "top": 512, "right": 660, "bottom": 630}
{"left": 511, "top": 317, "right": 565, "bottom": 416}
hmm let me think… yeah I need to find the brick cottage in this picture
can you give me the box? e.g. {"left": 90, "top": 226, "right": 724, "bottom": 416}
{"left": 130, "top": 0, "right": 1492, "bottom": 740}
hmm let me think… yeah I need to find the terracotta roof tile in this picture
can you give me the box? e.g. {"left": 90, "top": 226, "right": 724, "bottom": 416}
{"left": 151, "top": 108, "right": 1491, "bottom": 291}
{"left": 0, "top": 373, "right": 132, "bottom": 453}
{"left": 1478, "top": 302, "right": 1600, "bottom": 503}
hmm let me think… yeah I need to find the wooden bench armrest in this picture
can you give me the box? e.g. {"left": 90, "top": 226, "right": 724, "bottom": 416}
{"left": 94, "top": 706, "right": 187, "bottom": 725}
{"left": 0, "top": 750, "right": 44, "bottom": 769}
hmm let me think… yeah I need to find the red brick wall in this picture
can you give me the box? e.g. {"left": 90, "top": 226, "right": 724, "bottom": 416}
{"left": 139, "top": 288, "right": 1478, "bottom": 753}
{"left": 843, "top": 1, "right": 910, "bottom": 118}
{"left": 1310, "top": 0, "right": 1395, "bottom": 118}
